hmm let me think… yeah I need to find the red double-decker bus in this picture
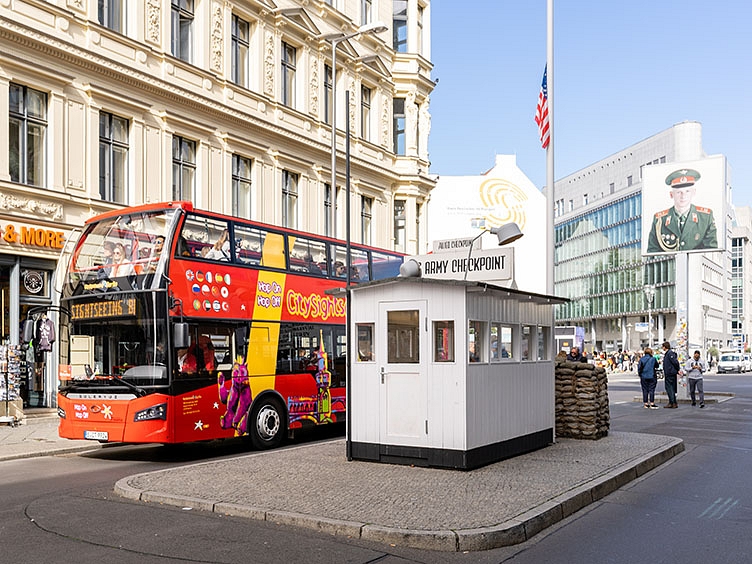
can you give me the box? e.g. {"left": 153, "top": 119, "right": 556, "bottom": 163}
{"left": 55, "top": 202, "right": 403, "bottom": 448}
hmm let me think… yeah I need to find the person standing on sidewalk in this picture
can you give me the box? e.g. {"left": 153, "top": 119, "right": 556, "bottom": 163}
{"left": 661, "top": 341, "right": 681, "bottom": 408}
{"left": 638, "top": 347, "right": 659, "bottom": 409}
{"left": 685, "top": 350, "right": 706, "bottom": 407}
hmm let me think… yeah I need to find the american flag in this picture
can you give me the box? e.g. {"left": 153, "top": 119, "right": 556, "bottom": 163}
{"left": 535, "top": 66, "right": 550, "bottom": 149}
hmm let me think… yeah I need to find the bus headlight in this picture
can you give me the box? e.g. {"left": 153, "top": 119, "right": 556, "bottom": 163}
{"left": 134, "top": 403, "right": 167, "bottom": 422}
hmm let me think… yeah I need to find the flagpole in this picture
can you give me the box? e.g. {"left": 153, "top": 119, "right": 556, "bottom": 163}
{"left": 546, "top": 0, "right": 554, "bottom": 295}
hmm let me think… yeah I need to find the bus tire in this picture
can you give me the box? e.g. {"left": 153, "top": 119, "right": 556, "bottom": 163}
{"left": 248, "top": 396, "right": 286, "bottom": 450}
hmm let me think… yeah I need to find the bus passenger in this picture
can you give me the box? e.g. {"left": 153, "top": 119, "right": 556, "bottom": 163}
{"left": 205, "top": 230, "right": 231, "bottom": 261}
{"left": 110, "top": 243, "right": 133, "bottom": 277}
{"left": 334, "top": 261, "right": 346, "bottom": 278}
{"left": 177, "top": 347, "right": 197, "bottom": 374}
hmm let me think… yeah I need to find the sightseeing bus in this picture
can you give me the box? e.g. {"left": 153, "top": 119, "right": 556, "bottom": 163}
{"left": 52, "top": 202, "right": 404, "bottom": 448}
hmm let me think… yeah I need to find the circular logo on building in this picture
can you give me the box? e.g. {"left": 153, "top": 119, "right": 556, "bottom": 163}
{"left": 23, "top": 271, "right": 44, "bottom": 294}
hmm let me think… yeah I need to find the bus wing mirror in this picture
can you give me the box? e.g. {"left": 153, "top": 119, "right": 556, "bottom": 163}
{"left": 22, "top": 320, "right": 35, "bottom": 344}
{"left": 234, "top": 326, "right": 249, "bottom": 349}
{"left": 173, "top": 322, "right": 190, "bottom": 349}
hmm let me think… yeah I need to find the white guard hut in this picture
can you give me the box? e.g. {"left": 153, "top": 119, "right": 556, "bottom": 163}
{"left": 349, "top": 277, "right": 566, "bottom": 470}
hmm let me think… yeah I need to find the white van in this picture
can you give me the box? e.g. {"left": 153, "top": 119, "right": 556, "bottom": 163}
{"left": 718, "top": 352, "right": 744, "bottom": 374}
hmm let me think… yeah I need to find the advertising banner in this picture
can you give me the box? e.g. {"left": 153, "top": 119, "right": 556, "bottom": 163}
{"left": 641, "top": 156, "right": 726, "bottom": 255}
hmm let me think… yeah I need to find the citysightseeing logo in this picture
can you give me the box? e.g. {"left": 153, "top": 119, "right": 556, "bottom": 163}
{"left": 286, "top": 290, "right": 345, "bottom": 321}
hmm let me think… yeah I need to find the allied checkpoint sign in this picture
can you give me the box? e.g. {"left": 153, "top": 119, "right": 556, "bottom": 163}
{"left": 407, "top": 241, "right": 515, "bottom": 284}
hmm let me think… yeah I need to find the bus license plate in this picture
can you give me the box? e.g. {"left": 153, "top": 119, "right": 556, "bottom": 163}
{"left": 84, "top": 430, "right": 108, "bottom": 441}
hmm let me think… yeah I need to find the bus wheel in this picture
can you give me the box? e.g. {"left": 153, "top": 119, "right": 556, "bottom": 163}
{"left": 249, "top": 397, "right": 285, "bottom": 449}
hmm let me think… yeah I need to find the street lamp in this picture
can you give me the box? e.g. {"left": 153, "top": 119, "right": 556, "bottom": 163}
{"left": 325, "top": 21, "right": 387, "bottom": 239}
{"left": 644, "top": 285, "right": 656, "bottom": 349}
{"left": 462, "top": 223, "right": 523, "bottom": 281}
{"left": 627, "top": 322, "right": 632, "bottom": 351}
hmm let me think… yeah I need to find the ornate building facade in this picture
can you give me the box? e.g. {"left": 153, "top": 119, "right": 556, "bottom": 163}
{"left": 0, "top": 0, "right": 435, "bottom": 407}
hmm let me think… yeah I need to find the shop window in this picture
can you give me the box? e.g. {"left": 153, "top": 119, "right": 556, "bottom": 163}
{"left": 357, "top": 324, "right": 374, "bottom": 362}
{"left": 433, "top": 320, "right": 454, "bottom": 362}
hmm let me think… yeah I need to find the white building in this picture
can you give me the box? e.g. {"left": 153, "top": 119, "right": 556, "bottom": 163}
{"left": 0, "top": 0, "right": 435, "bottom": 407}
{"left": 426, "top": 154, "right": 547, "bottom": 294}
{"left": 553, "top": 121, "right": 733, "bottom": 353}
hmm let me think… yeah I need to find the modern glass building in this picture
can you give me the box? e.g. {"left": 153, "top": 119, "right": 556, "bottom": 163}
{"left": 553, "top": 122, "right": 731, "bottom": 353}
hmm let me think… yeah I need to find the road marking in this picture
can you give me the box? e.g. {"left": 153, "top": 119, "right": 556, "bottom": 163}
{"left": 698, "top": 497, "right": 739, "bottom": 520}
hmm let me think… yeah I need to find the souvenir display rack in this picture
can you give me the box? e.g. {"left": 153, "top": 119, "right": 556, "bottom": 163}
{"left": 1, "top": 344, "right": 22, "bottom": 426}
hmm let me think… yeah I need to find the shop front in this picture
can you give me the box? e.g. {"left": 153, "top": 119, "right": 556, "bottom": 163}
{"left": 1, "top": 218, "right": 70, "bottom": 411}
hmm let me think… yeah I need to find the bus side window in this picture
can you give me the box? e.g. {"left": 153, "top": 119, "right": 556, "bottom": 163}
{"left": 233, "top": 224, "right": 265, "bottom": 266}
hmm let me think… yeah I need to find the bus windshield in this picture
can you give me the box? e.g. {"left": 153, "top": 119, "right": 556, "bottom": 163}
{"left": 70, "top": 209, "right": 178, "bottom": 284}
{"left": 67, "top": 291, "right": 169, "bottom": 385}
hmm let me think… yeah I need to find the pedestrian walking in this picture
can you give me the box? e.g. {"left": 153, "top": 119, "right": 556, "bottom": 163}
{"left": 661, "top": 341, "right": 681, "bottom": 408}
{"left": 638, "top": 347, "right": 659, "bottom": 409}
{"left": 685, "top": 350, "right": 706, "bottom": 407}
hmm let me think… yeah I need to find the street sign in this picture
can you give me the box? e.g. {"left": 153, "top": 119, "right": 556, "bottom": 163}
{"left": 635, "top": 322, "right": 649, "bottom": 332}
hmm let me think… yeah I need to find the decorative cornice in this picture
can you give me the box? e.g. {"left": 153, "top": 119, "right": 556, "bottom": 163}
{"left": 0, "top": 192, "right": 63, "bottom": 220}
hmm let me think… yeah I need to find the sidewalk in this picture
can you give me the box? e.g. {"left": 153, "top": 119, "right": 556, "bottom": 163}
{"left": 0, "top": 408, "right": 102, "bottom": 461}
{"left": 1, "top": 409, "right": 684, "bottom": 552}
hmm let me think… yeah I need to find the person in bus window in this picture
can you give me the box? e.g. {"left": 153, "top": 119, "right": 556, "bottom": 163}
{"left": 98, "top": 241, "right": 115, "bottom": 278}
{"left": 305, "top": 252, "right": 322, "bottom": 274}
{"left": 334, "top": 261, "right": 346, "bottom": 278}
{"left": 146, "top": 235, "right": 165, "bottom": 273}
{"left": 110, "top": 243, "right": 133, "bottom": 277}
{"left": 205, "top": 230, "right": 231, "bottom": 261}
{"left": 197, "top": 335, "right": 216, "bottom": 371}
{"left": 177, "top": 346, "right": 197, "bottom": 374}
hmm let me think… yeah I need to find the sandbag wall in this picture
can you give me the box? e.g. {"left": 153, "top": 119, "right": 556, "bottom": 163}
{"left": 554, "top": 359, "right": 610, "bottom": 439}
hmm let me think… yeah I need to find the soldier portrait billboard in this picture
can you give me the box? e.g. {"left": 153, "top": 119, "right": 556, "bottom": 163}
{"left": 641, "top": 156, "right": 726, "bottom": 255}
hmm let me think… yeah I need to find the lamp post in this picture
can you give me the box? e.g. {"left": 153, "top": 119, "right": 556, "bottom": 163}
{"left": 644, "top": 285, "right": 656, "bottom": 349}
{"left": 627, "top": 322, "right": 632, "bottom": 352}
{"left": 462, "top": 223, "right": 523, "bottom": 281}
{"left": 326, "top": 21, "right": 387, "bottom": 239}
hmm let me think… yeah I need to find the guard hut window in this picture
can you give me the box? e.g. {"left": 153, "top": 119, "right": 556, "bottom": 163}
{"left": 433, "top": 321, "right": 454, "bottom": 362}
{"left": 468, "top": 320, "right": 485, "bottom": 363}
{"left": 490, "top": 323, "right": 514, "bottom": 361}
{"left": 537, "top": 326, "right": 550, "bottom": 360}
{"left": 357, "top": 324, "right": 374, "bottom": 362}
{"left": 387, "top": 310, "right": 419, "bottom": 363}
{"left": 521, "top": 325, "right": 535, "bottom": 361}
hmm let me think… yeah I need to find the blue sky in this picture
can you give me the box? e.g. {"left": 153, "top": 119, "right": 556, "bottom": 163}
{"left": 428, "top": 0, "right": 752, "bottom": 206}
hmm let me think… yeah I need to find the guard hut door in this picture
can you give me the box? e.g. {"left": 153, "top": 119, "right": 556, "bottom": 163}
{"left": 378, "top": 301, "right": 428, "bottom": 447}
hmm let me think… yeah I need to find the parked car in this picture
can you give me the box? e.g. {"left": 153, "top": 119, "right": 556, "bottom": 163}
{"left": 718, "top": 352, "right": 745, "bottom": 374}
{"left": 744, "top": 354, "right": 752, "bottom": 372}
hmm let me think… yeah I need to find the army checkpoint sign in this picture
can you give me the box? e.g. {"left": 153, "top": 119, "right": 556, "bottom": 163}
{"left": 406, "top": 246, "right": 515, "bottom": 284}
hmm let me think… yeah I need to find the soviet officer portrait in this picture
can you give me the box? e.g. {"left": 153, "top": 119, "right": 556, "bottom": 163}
{"left": 646, "top": 168, "right": 718, "bottom": 253}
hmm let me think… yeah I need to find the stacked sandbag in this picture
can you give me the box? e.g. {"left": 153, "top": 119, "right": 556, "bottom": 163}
{"left": 554, "top": 359, "right": 610, "bottom": 439}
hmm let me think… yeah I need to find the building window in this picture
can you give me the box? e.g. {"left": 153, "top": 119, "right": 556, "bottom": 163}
{"left": 99, "top": 112, "right": 129, "bottom": 203}
{"left": 393, "top": 0, "right": 407, "bottom": 52}
{"left": 627, "top": 175, "right": 633, "bottom": 187}
{"left": 417, "top": 5, "right": 424, "bottom": 54}
{"left": 231, "top": 15, "right": 250, "bottom": 88}
{"left": 232, "top": 154, "right": 252, "bottom": 219}
{"left": 282, "top": 170, "right": 298, "bottom": 229}
{"left": 281, "top": 41, "right": 296, "bottom": 108}
{"left": 361, "top": 196, "right": 373, "bottom": 245}
{"left": 393, "top": 98, "right": 405, "bottom": 155}
{"left": 324, "top": 65, "right": 333, "bottom": 125}
{"left": 98, "top": 0, "right": 125, "bottom": 33}
{"left": 609, "top": 182, "right": 615, "bottom": 193}
{"left": 361, "top": 86, "right": 371, "bottom": 140}
{"left": 568, "top": 199, "right": 573, "bottom": 212}
{"left": 324, "top": 183, "right": 333, "bottom": 237}
{"left": 583, "top": 193, "right": 589, "bottom": 206}
{"left": 172, "top": 136, "right": 196, "bottom": 201}
{"left": 9, "top": 83, "right": 47, "bottom": 187}
{"left": 393, "top": 199, "right": 406, "bottom": 252}
{"left": 171, "top": 0, "right": 194, "bottom": 63}
{"left": 361, "top": 0, "right": 372, "bottom": 25}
